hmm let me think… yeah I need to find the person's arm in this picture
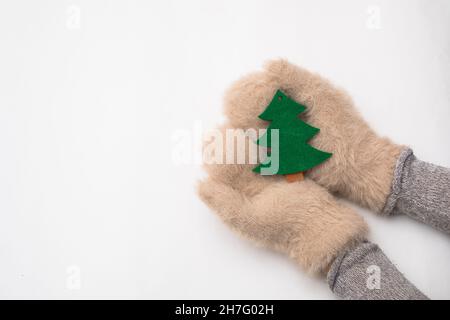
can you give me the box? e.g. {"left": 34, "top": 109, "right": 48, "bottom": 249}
{"left": 383, "top": 149, "right": 450, "bottom": 234}
{"left": 328, "top": 241, "right": 428, "bottom": 300}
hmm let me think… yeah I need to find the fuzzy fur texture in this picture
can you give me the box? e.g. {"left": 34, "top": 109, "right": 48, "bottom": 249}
{"left": 224, "top": 59, "right": 404, "bottom": 213}
{"left": 199, "top": 128, "right": 368, "bottom": 274}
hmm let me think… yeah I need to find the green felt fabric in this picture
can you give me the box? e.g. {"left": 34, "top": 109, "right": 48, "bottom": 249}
{"left": 253, "top": 90, "right": 332, "bottom": 175}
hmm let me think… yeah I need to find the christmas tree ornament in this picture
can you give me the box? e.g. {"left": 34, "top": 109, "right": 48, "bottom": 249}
{"left": 253, "top": 90, "right": 332, "bottom": 182}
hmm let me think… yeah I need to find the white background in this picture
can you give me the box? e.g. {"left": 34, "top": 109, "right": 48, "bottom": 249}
{"left": 0, "top": 0, "right": 449, "bottom": 299}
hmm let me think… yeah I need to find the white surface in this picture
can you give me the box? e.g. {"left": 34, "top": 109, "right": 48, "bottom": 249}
{"left": 0, "top": 0, "right": 449, "bottom": 299}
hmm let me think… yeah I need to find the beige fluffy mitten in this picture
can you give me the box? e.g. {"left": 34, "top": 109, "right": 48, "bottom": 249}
{"left": 224, "top": 59, "right": 403, "bottom": 213}
{"left": 198, "top": 127, "right": 368, "bottom": 274}
{"left": 198, "top": 68, "right": 431, "bottom": 299}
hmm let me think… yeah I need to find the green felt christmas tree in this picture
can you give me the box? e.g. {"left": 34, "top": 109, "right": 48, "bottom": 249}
{"left": 253, "top": 90, "right": 332, "bottom": 182}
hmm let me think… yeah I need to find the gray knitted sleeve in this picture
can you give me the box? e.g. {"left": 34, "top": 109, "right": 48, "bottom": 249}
{"left": 327, "top": 241, "right": 428, "bottom": 300}
{"left": 383, "top": 149, "right": 450, "bottom": 234}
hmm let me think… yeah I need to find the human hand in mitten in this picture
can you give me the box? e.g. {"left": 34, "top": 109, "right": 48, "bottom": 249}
{"left": 224, "top": 59, "right": 450, "bottom": 234}
{"left": 199, "top": 127, "right": 367, "bottom": 274}
{"left": 198, "top": 127, "right": 427, "bottom": 299}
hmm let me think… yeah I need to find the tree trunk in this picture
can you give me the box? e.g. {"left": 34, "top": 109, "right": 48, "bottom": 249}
{"left": 285, "top": 172, "right": 304, "bottom": 183}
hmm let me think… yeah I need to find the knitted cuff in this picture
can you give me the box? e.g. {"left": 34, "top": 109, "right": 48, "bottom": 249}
{"left": 382, "top": 148, "right": 413, "bottom": 215}
{"left": 327, "top": 241, "right": 428, "bottom": 300}
{"left": 382, "top": 148, "right": 450, "bottom": 234}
